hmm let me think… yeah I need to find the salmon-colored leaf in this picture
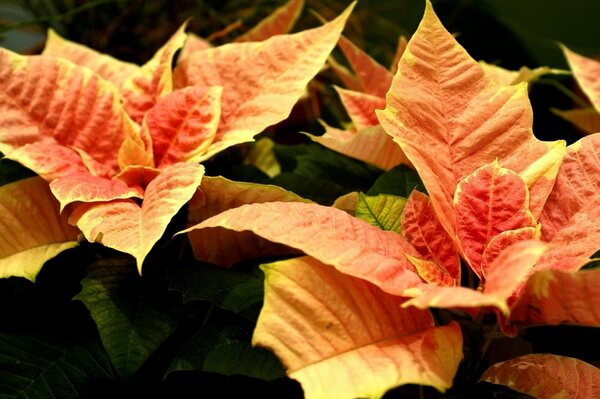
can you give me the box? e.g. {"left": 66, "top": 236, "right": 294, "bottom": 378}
{"left": 70, "top": 162, "right": 204, "bottom": 272}
{"left": 481, "top": 354, "right": 600, "bottom": 399}
{"left": 0, "top": 49, "right": 138, "bottom": 178}
{"left": 355, "top": 192, "right": 406, "bottom": 233}
{"left": 403, "top": 241, "right": 548, "bottom": 315}
{"left": 454, "top": 161, "right": 536, "bottom": 278}
{"left": 121, "top": 23, "right": 188, "bottom": 123}
{"left": 254, "top": 256, "right": 463, "bottom": 398}
{"left": 335, "top": 87, "right": 385, "bottom": 130}
{"left": 402, "top": 190, "right": 460, "bottom": 282}
{"left": 144, "top": 86, "right": 222, "bottom": 168}
{"left": 553, "top": 108, "right": 600, "bottom": 135}
{"left": 376, "top": 1, "right": 559, "bottom": 237}
{"left": 114, "top": 165, "right": 160, "bottom": 189}
{"left": 480, "top": 226, "right": 540, "bottom": 280}
{"left": 508, "top": 267, "right": 600, "bottom": 329}
{"left": 234, "top": 0, "right": 304, "bottom": 43}
{"left": 174, "top": 4, "right": 354, "bottom": 161}
{"left": 49, "top": 173, "right": 144, "bottom": 211}
{"left": 0, "top": 177, "right": 79, "bottom": 281}
{"left": 337, "top": 36, "right": 393, "bottom": 97}
{"left": 43, "top": 29, "right": 138, "bottom": 88}
{"left": 563, "top": 45, "right": 600, "bottom": 111}
{"left": 480, "top": 62, "right": 560, "bottom": 86}
{"left": 179, "top": 33, "right": 212, "bottom": 62}
{"left": 182, "top": 201, "right": 423, "bottom": 294}
{"left": 305, "top": 124, "right": 409, "bottom": 170}
{"left": 185, "top": 176, "right": 310, "bottom": 267}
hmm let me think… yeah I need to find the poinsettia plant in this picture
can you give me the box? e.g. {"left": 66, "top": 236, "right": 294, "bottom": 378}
{"left": 0, "top": 0, "right": 599, "bottom": 398}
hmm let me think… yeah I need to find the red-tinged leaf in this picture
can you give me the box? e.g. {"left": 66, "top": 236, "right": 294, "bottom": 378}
{"left": 402, "top": 190, "right": 460, "bottom": 282}
{"left": 480, "top": 226, "right": 540, "bottom": 280}
{"left": 553, "top": 108, "right": 600, "bottom": 135}
{"left": 335, "top": 86, "right": 385, "bottom": 130}
{"left": 454, "top": 161, "right": 537, "bottom": 278}
{"left": 541, "top": 135, "right": 600, "bottom": 240}
{"left": 254, "top": 256, "right": 463, "bottom": 398}
{"left": 537, "top": 200, "right": 600, "bottom": 272}
{"left": 121, "top": 24, "right": 188, "bottom": 124}
{"left": 182, "top": 201, "right": 424, "bottom": 295}
{"left": 185, "top": 176, "right": 310, "bottom": 266}
{"left": 389, "top": 35, "right": 408, "bottom": 75}
{"left": 42, "top": 29, "right": 138, "bottom": 88}
{"left": 403, "top": 241, "right": 548, "bottom": 315}
{"left": 337, "top": 36, "right": 393, "bottom": 97}
{"left": 49, "top": 172, "right": 144, "bottom": 211}
{"left": 508, "top": 267, "right": 600, "bottom": 329}
{"left": 70, "top": 162, "right": 204, "bottom": 272}
{"left": 563, "top": 45, "right": 600, "bottom": 111}
{"left": 305, "top": 124, "right": 409, "bottom": 170}
{"left": 0, "top": 49, "right": 138, "bottom": 178}
{"left": 376, "top": 1, "right": 559, "bottom": 238}
{"left": 173, "top": 4, "right": 354, "bottom": 161}
{"left": 144, "top": 86, "right": 222, "bottom": 168}
{"left": 234, "top": 0, "right": 304, "bottom": 42}
{"left": 481, "top": 354, "right": 600, "bottom": 399}
{"left": 406, "top": 255, "right": 455, "bottom": 287}
{"left": 0, "top": 177, "right": 79, "bottom": 281}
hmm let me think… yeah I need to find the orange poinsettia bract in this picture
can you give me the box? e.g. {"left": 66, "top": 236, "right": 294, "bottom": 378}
{"left": 0, "top": 1, "right": 354, "bottom": 274}
{"left": 183, "top": 1, "right": 600, "bottom": 397}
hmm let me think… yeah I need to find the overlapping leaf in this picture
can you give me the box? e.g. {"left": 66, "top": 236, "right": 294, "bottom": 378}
{"left": 42, "top": 29, "right": 138, "bottom": 88}
{"left": 0, "top": 177, "right": 79, "bottom": 281}
{"left": 0, "top": 48, "right": 139, "bottom": 178}
{"left": 481, "top": 354, "right": 600, "bottom": 399}
{"left": 563, "top": 45, "right": 600, "bottom": 111}
{"left": 402, "top": 190, "right": 460, "bottom": 284}
{"left": 173, "top": 4, "right": 354, "bottom": 160}
{"left": 454, "top": 161, "right": 537, "bottom": 278}
{"left": 71, "top": 162, "right": 204, "bottom": 272}
{"left": 185, "top": 176, "right": 310, "bottom": 266}
{"left": 182, "top": 201, "right": 424, "bottom": 294}
{"left": 121, "top": 23, "right": 189, "bottom": 123}
{"left": 507, "top": 267, "right": 600, "bottom": 329}
{"left": 254, "top": 256, "right": 463, "bottom": 398}
{"left": 403, "top": 241, "right": 548, "bottom": 315}
{"left": 538, "top": 134, "right": 600, "bottom": 271}
{"left": 376, "top": 0, "right": 561, "bottom": 237}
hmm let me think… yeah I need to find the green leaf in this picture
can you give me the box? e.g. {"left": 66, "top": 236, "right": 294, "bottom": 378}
{"left": 367, "top": 164, "right": 425, "bottom": 197}
{"left": 0, "top": 331, "right": 114, "bottom": 399}
{"left": 166, "top": 313, "right": 285, "bottom": 381}
{"left": 355, "top": 192, "right": 406, "bottom": 233}
{"left": 75, "top": 257, "right": 182, "bottom": 380}
{"left": 167, "top": 262, "right": 264, "bottom": 321}
{"left": 272, "top": 143, "right": 381, "bottom": 204}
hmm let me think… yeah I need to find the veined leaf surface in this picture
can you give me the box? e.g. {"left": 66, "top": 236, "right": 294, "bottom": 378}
{"left": 376, "top": 1, "right": 559, "bottom": 237}
{"left": 71, "top": 162, "right": 204, "bottom": 272}
{"left": 42, "top": 29, "right": 138, "bottom": 88}
{"left": 173, "top": 4, "right": 354, "bottom": 161}
{"left": 481, "top": 354, "right": 600, "bottom": 399}
{"left": 183, "top": 201, "right": 424, "bottom": 295}
{"left": 254, "top": 256, "right": 463, "bottom": 398}
{"left": 0, "top": 48, "right": 139, "bottom": 178}
{"left": 0, "top": 177, "right": 79, "bottom": 281}
{"left": 335, "top": 87, "right": 385, "bottom": 130}
{"left": 185, "top": 176, "right": 310, "bottom": 266}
